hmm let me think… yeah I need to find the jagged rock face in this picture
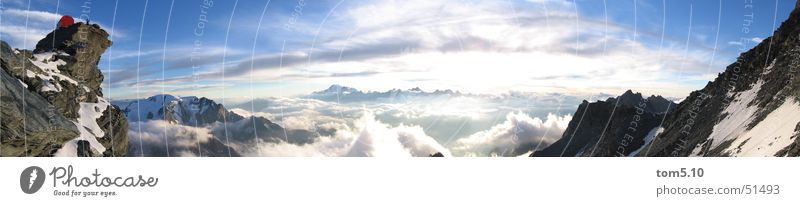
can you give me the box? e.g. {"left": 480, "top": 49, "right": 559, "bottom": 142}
{"left": 0, "top": 23, "right": 128, "bottom": 157}
{"left": 643, "top": 4, "right": 800, "bottom": 157}
{"left": 0, "top": 66, "right": 79, "bottom": 156}
{"left": 531, "top": 90, "right": 674, "bottom": 157}
{"left": 97, "top": 105, "right": 129, "bottom": 156}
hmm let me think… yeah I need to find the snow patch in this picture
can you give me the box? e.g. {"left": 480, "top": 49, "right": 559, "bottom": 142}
{"left": 628, "top": 126, "right": 663, "bottom": 157}
{"left": 17, "top": 79, "right": 27, "bottom": 88}
{"left": 54, "top": 97, "right": 110, "bottom": 156}
{"left": 26, "top": 52, "right": 80, "bottom": 92}
{"left": 762, "top": 59, "right": 777, "bottom": 75}
{"left": 723, "top": 100, "right": 800, "bottom": 156}
{"left": 690, "top": 140, "right": 706, "bottom": 156}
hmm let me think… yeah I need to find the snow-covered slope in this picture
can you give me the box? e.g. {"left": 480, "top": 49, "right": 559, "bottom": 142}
{"left": 642, "top": 3, "right": 800, "bottom": 157}
{"left": 687, "top": 61, "right": 800, "bottom": 157}
{"left": 115, "top": 94, "right": 238, "bottom": 126}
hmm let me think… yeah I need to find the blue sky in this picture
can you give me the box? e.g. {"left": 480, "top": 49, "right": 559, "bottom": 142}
{"left": 0, "top": 0, "right": 794, "bottom": 100}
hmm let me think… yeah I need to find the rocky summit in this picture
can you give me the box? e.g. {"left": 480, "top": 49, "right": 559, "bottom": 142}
{"left": 0, "top": 23, "right": 128, "bottom": 157}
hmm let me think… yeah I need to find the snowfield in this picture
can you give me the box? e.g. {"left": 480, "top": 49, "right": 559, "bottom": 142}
{"left": 694, "top": 60, "right": 800, "bottom": 157}
{"left": 723, "top": 100, "right": 800, "bottom": 156}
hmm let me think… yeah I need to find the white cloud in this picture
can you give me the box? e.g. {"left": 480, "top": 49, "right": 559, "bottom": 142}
{"left": 120, "top": 90, "right": 590, "bottom": 157}
{"left": 241, "top": 112, "right": 451, "bottom": 157}
{"left": 727, "top": 41, "right": 744, "bottom": 46}
{"left": 127, "top": 120, "right": 215, "bottom": 157}
{"left": 346, "top": 112, "right": 451, "bottom": 157}
{"left": 232, "top": 91, "right": 592, "bottom": 157}
{"left": 229, "top": 108, "right": 275, "bottom": 120}
{"left": 3, "top": 8, "right": 62, "bottom": 23}
{"left": 242, "top": 136, "right": 352, "bottom": 157}
{"left": 450, "top": 112, "right": 571, "bottom": 156}
{"left": 0, "top": 24, "right": 50, "bottom": 48}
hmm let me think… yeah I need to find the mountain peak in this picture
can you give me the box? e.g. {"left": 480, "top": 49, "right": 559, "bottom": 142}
{"left": 532, "top": 90, "right": 675, "bottom": 157}
{"left": 317, "top": 84, "right": 361, "bottom": 94}
{"left": 33, "top": 23, "right": 111, "bottom": 98}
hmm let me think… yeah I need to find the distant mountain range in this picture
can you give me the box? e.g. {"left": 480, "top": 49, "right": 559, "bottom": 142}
{"left": 306, "top": 84, "right": 465, "bottom": 103}
{"left": 113, "top": 94, "right": 318, "bottom": 157}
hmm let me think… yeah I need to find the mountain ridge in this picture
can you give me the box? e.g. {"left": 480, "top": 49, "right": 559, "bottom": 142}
{"left": 530, "top": 90, "right": 675, "bottom": 157}
{"left": 308, "top": 84, "right": 465, "bottom": 103}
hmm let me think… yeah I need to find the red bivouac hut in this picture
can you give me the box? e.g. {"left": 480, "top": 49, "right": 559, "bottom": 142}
{"left": 58, "top": 15, "right": 74, "bottom": 28}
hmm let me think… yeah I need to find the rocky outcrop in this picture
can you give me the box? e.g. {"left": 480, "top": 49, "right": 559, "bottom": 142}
{"left": 34, "top": 23, "right": 111, "bottom": 100}
{"left": 531, "top": 90, "right": 674, "bottom": 157}
{"left": 0, "top": 23, "right": 128, "bottom": 157}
